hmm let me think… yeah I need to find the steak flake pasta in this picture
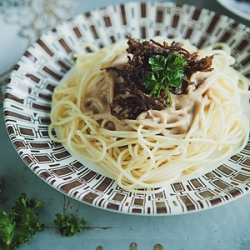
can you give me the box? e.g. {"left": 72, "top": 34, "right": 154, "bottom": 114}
{"left": 49, "top": 37, "right": 250, "bottom": 194}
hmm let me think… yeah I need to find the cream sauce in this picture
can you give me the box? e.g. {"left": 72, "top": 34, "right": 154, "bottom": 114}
{"left": 81, "top": 52, "right": 131, "bottom": 131}
{"left": 137, "top": 76, "right": 211, "bottom": 134}
{"left": 80, "top": 53, "right": 212, "bottom": 134}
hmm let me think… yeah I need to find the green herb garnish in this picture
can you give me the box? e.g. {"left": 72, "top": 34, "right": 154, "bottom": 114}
{"left": 0, "top": 193, "right": 44, "bottom": 250}
{"left": 54, "top": 213, "right": 86, "bottom": 237}
{"left": 143, "top": 53, "right": 188, "bottom": 106}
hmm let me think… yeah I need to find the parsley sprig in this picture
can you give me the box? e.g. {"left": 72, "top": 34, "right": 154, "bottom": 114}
{"left": 143, "top": 53, "right": 188, "bottom": 106}
{"left": 54, "top": 213, "right": 86, "bottom": 237}
{"left": 0, "top": 193, "right": 44, "bottom": 250}
{"left": 0, "top": 186, "right": 87, "bottom": 249}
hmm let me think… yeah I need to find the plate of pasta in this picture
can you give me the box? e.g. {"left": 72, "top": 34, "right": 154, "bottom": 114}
{"left": 3, "top": 1, "right": 250, "bottom": 215}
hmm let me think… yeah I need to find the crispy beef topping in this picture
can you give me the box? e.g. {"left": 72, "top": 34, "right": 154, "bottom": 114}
{"left": 108, "top": 37, "right": 214, "bottom": 120}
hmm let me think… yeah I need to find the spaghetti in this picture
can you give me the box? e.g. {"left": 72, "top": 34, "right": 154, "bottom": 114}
{"left": 49, "top": 38, "right": 250, "bottom": 194}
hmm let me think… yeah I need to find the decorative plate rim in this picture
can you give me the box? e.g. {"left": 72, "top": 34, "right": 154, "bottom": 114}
{"left": 3, "top": 1, "right": 250, "bottom": 216}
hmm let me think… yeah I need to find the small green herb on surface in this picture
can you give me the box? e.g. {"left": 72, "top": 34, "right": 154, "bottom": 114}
{"left": 0, "top": 193, "right": 44, "bottom": 250}
{"left": 54, "top": 213, "right": 86, "bottom": 237}
{"left": 143, "top": 53, "right": 188, "bottom": 106}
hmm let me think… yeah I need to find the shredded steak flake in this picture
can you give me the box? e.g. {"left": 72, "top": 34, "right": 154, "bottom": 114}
{"left": 107, "top": 37, "right": 214, "bottom": 120}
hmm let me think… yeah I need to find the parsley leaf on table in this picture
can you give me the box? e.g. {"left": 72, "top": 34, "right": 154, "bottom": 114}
{"left": 0, "top": 193, "right": 44, "bottom": 250}
{"left": 143, "top": 53, "right": 188, "bottom": 106}
{"left": 54, "top": 213, "right": 86, "bottom": 237}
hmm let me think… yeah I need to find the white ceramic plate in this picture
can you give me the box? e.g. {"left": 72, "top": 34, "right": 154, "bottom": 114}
{"left": 3, "top": 1, "right": 250, "bottom": 215}
{"left": 217, "top": 0, "right": 250, "bottom": 21}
